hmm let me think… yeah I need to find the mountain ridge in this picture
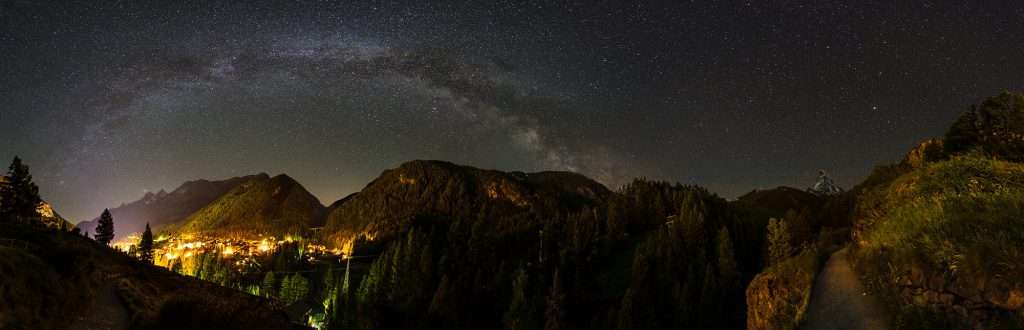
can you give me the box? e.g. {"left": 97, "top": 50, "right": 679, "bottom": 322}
{"left": 171, "top": 173, "right": 326, "bottom": 238}
{"left": 324, "top": 159, "right": 611, "bottom": 248}
{"left": 76, "top": 174, "right": 269, "bottom": 238}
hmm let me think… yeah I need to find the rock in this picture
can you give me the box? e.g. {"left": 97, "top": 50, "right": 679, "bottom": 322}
{"left": 953, "top": 305, "right": 968, "bottom": 318}
{"left": 929, "top": 275, "right": 946, "bottom": 291}
{"left": 985, "top": 279, "right": 1011, "bottom": 307}
{"left": 902, "top": 138, "right": 945, "bottom": 168}
{"left": 970, "top": 309, "right": 989, "bottom": 322}
{"left": 913, "top": 293, "right": 929, "bottom": 306}
{"left": 1005, "top": 289, "right": 1024, "bottom": 310}
{"left": 940, "top": 293, "right": 955, "bottom": 305}
{"left": 950, "top": 279, "right": 983, "bottom": 302}
{"left": 745, "top": 261, "right": 815, "bottom": 330}
{"left": 807, "top": 170, "right": 844, "bottom": 195}
{"left": 908, "top": 266, "right": 925, "bottom": 285}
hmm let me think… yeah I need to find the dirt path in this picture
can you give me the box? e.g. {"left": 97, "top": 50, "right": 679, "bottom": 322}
{"left": 68, "top": 282, "right": 130, "bottom": 330}
{"left": 801, "top": 247, "right": 891, "bottom": 330}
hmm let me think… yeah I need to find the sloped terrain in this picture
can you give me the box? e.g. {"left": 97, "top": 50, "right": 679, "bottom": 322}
{"left": 850, "top": 154, "right": 1024, "bottom": 328}
{"left": 175, "top": 174, "right": 326, "bottom": 238}
{"left": 77, "top": 174, "right": 264, "bottom": 237}
{"left": 848, "top": 93, "right": 1024, "bottom": 328}
{"left": 324, "top": 160, "right": 610, "bottom": 247}
{"left": 0, "top": 222, "right": 300, "bottom": 330}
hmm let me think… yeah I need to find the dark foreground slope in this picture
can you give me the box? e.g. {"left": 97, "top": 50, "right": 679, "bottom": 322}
{"left": 0, "top": 222, "right": 302, "bottom": 330}
{"left": 76, "top": 174, "right": 265, "bottom": 237}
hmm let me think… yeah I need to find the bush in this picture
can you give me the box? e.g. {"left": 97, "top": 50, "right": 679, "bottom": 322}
{"left": 944, "top": 92, "right": 1024, "bottom": 162}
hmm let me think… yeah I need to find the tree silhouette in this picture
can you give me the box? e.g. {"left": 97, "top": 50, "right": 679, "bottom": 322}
{"left": 262, "top": 271, "right": 277, "bottom": 299}
{"left": 543, "top": 270, "right": 566, "bottom": 330}
{"left": 0, "top": 156, "right": 42, "bottom": 223}
{"left": 767, "top": 218, "right": 793, "bottom": 265}
{"left": 138, "top": 223, "right": 154, "bottom": 263}
{"left": 503, "top": 266, "right": 536, "bottom": 330}
{"left": 94, "top": 209, "right": 115, "bottom": 245}
{"left": 945, "top": 92, "right": 1024, "bottom": 161}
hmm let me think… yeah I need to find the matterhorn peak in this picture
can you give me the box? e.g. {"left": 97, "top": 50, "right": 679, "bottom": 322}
{"left": 807, "top": 170, "right": 843, "bottom": 196}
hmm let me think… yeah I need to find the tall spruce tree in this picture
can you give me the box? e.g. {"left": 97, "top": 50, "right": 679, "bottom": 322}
{"left": 544, "top": 270, "right": 566, "bottom": 330}
{"left": 767, "top": 218, "right": 793, "bottom": 265}
{"left": 262, "top": 271, "right": 277, "bottom": 299}
{"left": 94, "top": 209, "right": 115, "bottom": 245}
{"left": 504, "top": 266, "right": 535, "bottom": 330}
{"left": 0, "top": 156, "right": 42, "bottom": 223}
{"left": 138, "top": 223, "right": 154, "bottom": 263}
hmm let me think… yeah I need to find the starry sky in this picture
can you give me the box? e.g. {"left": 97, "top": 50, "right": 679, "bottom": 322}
{"left": 2, "top": 1, "right": 1023, "bottom": 222}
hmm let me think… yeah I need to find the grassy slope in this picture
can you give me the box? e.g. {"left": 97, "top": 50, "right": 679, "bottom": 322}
{"left": 177, "top": 175, "right": 325, "bottom": 238}
{"left": 850, "top": 155, "right": 1024, "bottom": 327}
{"left": 0, "top": 222, "right": 299, "bottom": 330}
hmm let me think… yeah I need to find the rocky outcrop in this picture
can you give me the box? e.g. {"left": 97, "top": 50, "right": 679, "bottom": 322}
{"left": 893, "top": 264, "right": 1023, "bottom": 327}
{"left": 807, "top": 171, "right": 843, "bottom": 196}
{"left": 746, "top": 251, "right": 820, "bottom": 330}
{"left": 901, "top": 138, "right": 945, "bottom": 168}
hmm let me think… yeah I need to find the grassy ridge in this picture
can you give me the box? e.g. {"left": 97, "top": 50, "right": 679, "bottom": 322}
{"left": 850, "top": 155, "right": 1024, "bottom": 327}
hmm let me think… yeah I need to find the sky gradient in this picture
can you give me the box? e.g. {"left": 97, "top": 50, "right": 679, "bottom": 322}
{"left": 2, "top": 1, "right": 1023, "bottom": 222}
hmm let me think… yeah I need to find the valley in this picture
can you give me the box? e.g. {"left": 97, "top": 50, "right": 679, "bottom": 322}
{"left": 3, "top": 75, "right": 1024, "bottom": 330}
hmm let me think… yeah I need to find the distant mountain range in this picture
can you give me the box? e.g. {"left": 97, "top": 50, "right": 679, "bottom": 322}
{"left": 75, "top": 160, "right": 610, "bottom": 244}
{"left": 76, "top": 174, "right": 270, "bottom": 237}
{"left": 30, "top": 91, "right": 1024, "bottom": 328}
{"left": 323, "top": 159, "right": 611, "bottom": 247}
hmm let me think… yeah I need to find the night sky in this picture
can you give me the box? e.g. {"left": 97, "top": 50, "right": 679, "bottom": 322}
{"left": 2, "top": 1, "right": 1023, "bottom": 222}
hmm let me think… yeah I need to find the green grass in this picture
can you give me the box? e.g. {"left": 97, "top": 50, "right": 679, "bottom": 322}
{"left": 858, "top": 155, "right": 1024, "bottom": 282}
{"left": 850, "top": 155, "right": 1024, "bottom": 327}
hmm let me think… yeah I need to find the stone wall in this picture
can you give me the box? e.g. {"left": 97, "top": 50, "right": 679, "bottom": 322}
{"left": 894, "top": 265, "right": 1023, "bottom": 327}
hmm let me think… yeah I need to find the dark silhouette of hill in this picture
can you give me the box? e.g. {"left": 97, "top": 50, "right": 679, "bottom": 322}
{"left": 76, "top": 174, "right": 265, "bottom": 237}
{"left": 323, "top": 159, "right": 610, "bottom": 247}
{"left": 0, "top": 222, "right": 302, "bottom": 330}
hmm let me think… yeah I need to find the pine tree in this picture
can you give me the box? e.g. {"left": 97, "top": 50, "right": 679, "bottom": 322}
{"left": 716, "top": 228, "right": 740, "bottom": 287}
{"left": 504, "top": 266, "right": 534, "bottom": 330}
{"left": 341, "top": 259, "right": 351, "bottom": 299}
{"left": 0, "top": 156, "right": 42, "bottom": 223}
{"left": 615, "top": 288, "right": 634, "bottom": 330}
{"left": 262, "top": 271, "right": 277, "bottom": 299}
{"left": 698, "top": 265, "right": 720, "bottom": 329}
{"left": 428, "top": 275, "right": 454, "bottom": 321}
{"left": 138, "top": 223, "right": 154, "bottom": 263}
{"left": 282, "top": 274, "right": 296, "bottom": 304}
{"left": 544, "top": 270, "right": 566, "bottom": 330}
{"left": 323, "top": 266, "right": 336, "bottom": 294}
{"left": 288, "top": 274, "right": 309, "bottom": 304}
{"left": 784, "top": 208, "right": 813, "bottom": 248}
{"left": 94, "top": 209, "right": 115, "bottom": 245}
{"left": 767, "top": 218, "right": 793, "bottom": 265}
